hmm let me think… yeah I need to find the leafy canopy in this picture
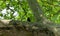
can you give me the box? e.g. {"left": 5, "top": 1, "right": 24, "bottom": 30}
{"left": 0, "top": 0, "right": 60, "bottom": 23}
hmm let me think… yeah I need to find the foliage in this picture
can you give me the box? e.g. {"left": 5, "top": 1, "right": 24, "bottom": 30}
{"left": 0, "top": 0, "right": 35, "bottom": 22}
{"left": 0, "top": 0, "right": 60, "bottom": 23}
{"left": 38, "top": 0, "right": 60, "bottom": 24}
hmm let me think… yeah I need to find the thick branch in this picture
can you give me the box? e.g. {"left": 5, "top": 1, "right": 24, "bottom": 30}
{"left": 0, "top": 20, "right": 53, "bottom": 31}
{"left": 0, "top": 20, "right": 60, "bottom": 36}
{"left": 27, "top": 0, "right": 43, "bottom": 22}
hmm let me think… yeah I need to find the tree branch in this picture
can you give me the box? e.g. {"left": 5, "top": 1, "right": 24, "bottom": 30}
{"left": 0, "top": 20, "right": 49, "bottom": 31}
{"left": 27, "top": 0, "right": 43, "bottom": 22}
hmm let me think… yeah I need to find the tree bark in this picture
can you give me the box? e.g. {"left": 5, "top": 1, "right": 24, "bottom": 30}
{"left": 27, "top": 0, "right": 43, "bottom": 22}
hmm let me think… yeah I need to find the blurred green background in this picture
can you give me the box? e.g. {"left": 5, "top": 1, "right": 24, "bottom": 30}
{"left": 0, "top": 0, "right": 60, "bottom": 24}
